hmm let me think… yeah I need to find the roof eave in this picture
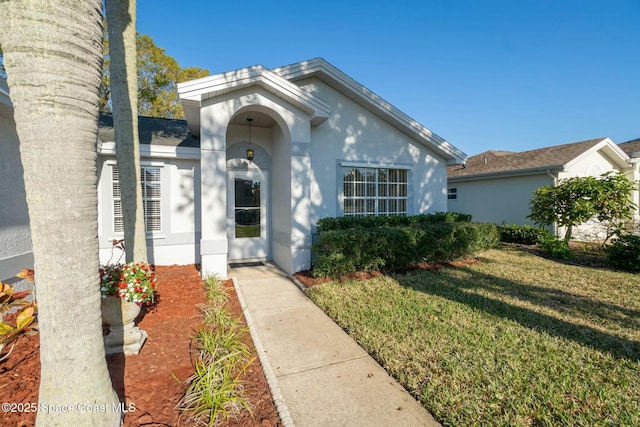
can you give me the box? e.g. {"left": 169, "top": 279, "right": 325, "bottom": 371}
{"left": 564, "top": 137, "right": 631, "bottom": 171}
{"left": 98, "top": 141, "right": 201, "bottom": 160}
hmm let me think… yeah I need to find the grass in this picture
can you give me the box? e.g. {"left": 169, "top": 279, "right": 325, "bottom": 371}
{"left": 306, "top": 245, "right": 640, "bottom": 426}
{"left": 235, "top": 225, "right": 260, "bottom": 238}
{"left": 177, "top": 275, "right": 254, "bottom": 426}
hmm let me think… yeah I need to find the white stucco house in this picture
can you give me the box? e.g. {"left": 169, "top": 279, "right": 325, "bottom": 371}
{"left": 0, "top": 76, "right": 32, "bottom": 284}
{"left": 447, "top": 137, "right": 638, "bottom": 239}
{"left": 619, "top": 138, "right": 640, "bottom": 211}
{"left": 95, "top": 58, "right": 467, "bottom": 277}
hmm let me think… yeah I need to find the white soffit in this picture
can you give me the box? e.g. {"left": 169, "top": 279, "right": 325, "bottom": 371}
{"left": 272, "top": 58, "right": 467, "bottom": 165}
{"left": 177, "top": 65, "right": 332, "bottom": 137}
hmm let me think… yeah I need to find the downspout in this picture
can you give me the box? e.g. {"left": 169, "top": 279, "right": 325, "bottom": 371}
{"left": 546, "top": 169, "right": 558, "bottom": 237}
{"left": 627, "top": 157, "right": 640, "bottom": 223}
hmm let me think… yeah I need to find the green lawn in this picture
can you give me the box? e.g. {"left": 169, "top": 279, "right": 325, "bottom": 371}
{"left": 306, "top": 245, "right": 640, "bottom": 426}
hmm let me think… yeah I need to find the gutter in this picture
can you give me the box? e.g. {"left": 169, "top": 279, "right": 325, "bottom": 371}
{"left": 97, "top": 141, "right": 201, "bottom": 160}
{"left": 448, "top": 166, "right": 564, "bottom": 183}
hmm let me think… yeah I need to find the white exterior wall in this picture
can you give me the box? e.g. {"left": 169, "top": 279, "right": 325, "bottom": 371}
{"left": 270, "top": 123, "right": 295, "bottom": 272}
{"left": 97, "top": 150, "right": 200, "bottom": 266}
{"left": 631, "top": 162, "right": 640, "bottom": 224}
{"left": 0, "top": 87, "right": 33, "bottom": 283}
{"left": 448, "top": 174, "right": 554, "bottom": 225}
{"left": 560, "top": 150, "right": 620, "bottom": 179}
{"left": 302, "top": 79, "right": 448, "bottom": 226}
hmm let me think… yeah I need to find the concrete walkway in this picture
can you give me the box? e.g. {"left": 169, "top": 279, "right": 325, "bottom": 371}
{"left": 229, "top": 262, "right": 440, "bottom": 427}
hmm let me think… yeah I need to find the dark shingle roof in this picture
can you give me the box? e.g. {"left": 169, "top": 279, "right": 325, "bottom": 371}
{"left": 618, "top": 138, "right": 640, "bottom": 158}
{"left": 448, "top": 138, "right": 607, "bottom": 178}
{"left": 98, "top": 113, "right": 200, "bottom": 148}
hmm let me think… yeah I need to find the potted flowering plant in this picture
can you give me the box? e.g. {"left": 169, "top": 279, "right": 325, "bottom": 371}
{"left": 100, "top": 262, "right": 157, "bottom": 355}
{"left": 99, "top": 262, "right": 157, "bottom": 306}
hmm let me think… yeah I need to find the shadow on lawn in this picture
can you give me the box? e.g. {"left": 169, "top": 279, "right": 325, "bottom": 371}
{"left": 393, "top": 263, "right": 640, "bottom": 362}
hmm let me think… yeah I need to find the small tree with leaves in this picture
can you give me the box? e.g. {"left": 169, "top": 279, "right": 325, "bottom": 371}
{"left": 528, "top": 172, "right": 638, "bottom": 244}
{"left": 100, "top": 29, "right": 208, "bottom": 119}
{"left": 590, "top": 172, "right": 638, "bottom": 241}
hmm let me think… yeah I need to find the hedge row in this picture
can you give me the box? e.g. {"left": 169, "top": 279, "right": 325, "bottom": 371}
{"left": 312, "top": 221, "right": 499, "bottom": 277}
{"left": 498, "top": 224, "right": 548, "bottom": 245}
{"left": 316, "top": 211, "right": 473, "bottom": 232}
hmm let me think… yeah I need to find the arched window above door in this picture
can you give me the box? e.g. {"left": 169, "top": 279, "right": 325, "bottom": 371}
{"left": 226, "top": 141, "right": 271, "bottom": 171}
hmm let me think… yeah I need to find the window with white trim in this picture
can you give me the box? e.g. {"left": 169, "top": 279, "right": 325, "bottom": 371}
{"left": 342, "top": 166, "right": 408, "bottom": 216}
{"left": 448, "top": 187, "right": 457, "bottom": 200}
{"left": 112, "top": 165, "right": 162, "bottom": 233}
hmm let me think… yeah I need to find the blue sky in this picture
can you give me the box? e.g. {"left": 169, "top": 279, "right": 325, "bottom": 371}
{"left": 137, "top": 0, "right": 639, "bottom": 156}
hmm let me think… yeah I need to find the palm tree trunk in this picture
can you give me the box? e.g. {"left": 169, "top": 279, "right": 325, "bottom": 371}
{"left": 0, "top": 1, "right": 121, "bottom": 425}
{"left": 105, "top": 0, "right": 148, "bottom": 263}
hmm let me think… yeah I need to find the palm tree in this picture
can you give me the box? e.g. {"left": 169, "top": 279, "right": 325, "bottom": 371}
{"left": 0, "top": 1, "right": 121, "bottom": 425}
{"left": 105, "top": 0, "right": 148, "bottom": 263}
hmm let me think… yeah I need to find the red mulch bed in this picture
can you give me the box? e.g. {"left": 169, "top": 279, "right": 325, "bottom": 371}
{"left": 292, "top": 258, "right": 481, "bottom": 288}
{"left": 0, "top": 265, "right": 281, "bottom": 427}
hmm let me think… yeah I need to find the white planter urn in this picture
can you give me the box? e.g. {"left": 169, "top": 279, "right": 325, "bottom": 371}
{"left": 101, "top": 295, "right": 147, "bottom": 355}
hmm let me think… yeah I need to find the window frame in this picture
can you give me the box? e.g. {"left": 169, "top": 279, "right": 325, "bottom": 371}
{"left": 111, "top": 163, "right": 164, "bottom": 234}
{"left": 340, "top": 162, "right": 410, "bottom": 217}
{"left": 447, "top": 187, "right": 458, "bottom": 200}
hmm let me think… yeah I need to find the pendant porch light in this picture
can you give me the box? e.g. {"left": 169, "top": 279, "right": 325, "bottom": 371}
{"left": 246, "top": 117, "right": 254, "bottom": 161}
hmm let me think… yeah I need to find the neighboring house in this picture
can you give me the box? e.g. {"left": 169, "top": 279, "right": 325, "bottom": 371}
{"left": 97, "top": 58, "right": 467, "bottom": 277}
{"left": 0, "top": 76, "right": 33, "bottom": 284}
{"left": 447, "top": 137, "right": 635, "bottom": 239}
{"left": 618, "top": 138, "right": 640, "bottom": 224}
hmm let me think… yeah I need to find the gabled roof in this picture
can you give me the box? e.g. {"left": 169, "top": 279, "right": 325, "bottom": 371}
{"left": 448, "top": 137, "right": 631, "bottom": 181}
{"left": 178, "top": 58, "right": 467, "bottom": 165}
{"left": 619, "top": 138, "right": 640, "bottom": 158}
{"left": 272, "top": 58, "right": 467, "bottom": 165}
{"left": 98, "top": 113, "right": 199, "bottom": 148}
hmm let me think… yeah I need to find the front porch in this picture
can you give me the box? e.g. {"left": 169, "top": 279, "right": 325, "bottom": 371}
{"left": 177, "top": 66, "right": 331, "bottom": 277}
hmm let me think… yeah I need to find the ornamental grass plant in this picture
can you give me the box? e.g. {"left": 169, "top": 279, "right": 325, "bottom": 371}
{"left": 178, "top": 275, "right": 253, "bottom": 426}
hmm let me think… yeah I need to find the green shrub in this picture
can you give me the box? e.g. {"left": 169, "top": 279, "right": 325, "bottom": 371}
{"left": 316, "top": 212, "right": 472, "bottom": 232}
{"left": 605, "top": 234, "right": 640, "bottom": 272}
{"left": 499, "top": 224, "right": 547, "bottom": 245}
{"left": 539, "top": 234, "right": 573, "bottom": 260}
{"left": 312, "top": 221, "right": 498, "bottom": 277}
{"left": 422, "top": 211, "right": 473, "bottom": 224}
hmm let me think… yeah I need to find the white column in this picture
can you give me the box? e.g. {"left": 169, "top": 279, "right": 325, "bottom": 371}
{"left": 199, "top": 126, "right": 228, "bottom": 278}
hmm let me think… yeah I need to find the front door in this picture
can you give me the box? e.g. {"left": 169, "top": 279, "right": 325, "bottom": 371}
{"left": 227, "top": 170, "right": 269, "bottom": 260}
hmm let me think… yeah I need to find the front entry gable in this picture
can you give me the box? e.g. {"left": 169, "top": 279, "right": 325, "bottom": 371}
{"left": 177, "top": 65, "right": 332, "bottom": 138}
